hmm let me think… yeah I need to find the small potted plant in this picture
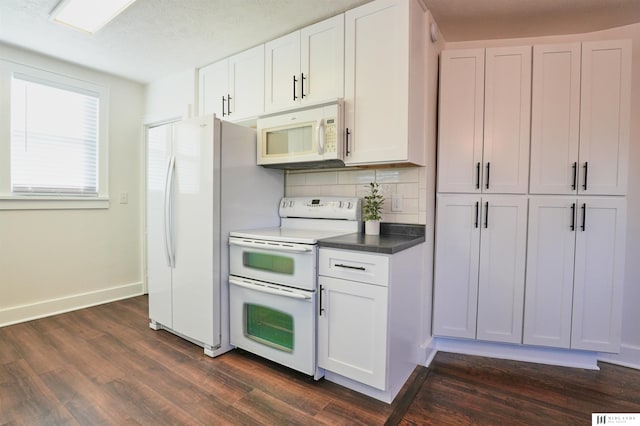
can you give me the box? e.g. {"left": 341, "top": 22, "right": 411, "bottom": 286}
{"left": 363, "top": 182, "right": 384, "bottom": 235}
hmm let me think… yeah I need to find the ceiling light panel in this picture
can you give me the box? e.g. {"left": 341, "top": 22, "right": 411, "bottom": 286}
{"left": 51, "top": 0, "right": 137, "bottom": 34}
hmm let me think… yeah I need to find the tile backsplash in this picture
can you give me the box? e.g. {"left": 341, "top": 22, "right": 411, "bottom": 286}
{"left": 285, "top": 166, "right": 428, "bottom": 225}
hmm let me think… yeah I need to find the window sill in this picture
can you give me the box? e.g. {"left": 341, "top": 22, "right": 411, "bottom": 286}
{"left": 0, "top": 196, "right": 110, "bottom": 210}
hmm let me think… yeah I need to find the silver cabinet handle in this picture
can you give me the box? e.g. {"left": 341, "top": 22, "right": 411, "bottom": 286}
{"left": 335, "top": 263, "right": 366, "bottom": 271}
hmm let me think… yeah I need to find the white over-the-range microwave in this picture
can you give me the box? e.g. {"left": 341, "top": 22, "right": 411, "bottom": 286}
{"left": 257, "top": 99, "right": 345, "bottom": 169}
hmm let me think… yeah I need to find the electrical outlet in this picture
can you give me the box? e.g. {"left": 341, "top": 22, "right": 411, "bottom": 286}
{"left": 391, "top": 194, "right": 402, "bottom": 212}
{"left": 119, "top": 192, "right": 128, "bottom": 204}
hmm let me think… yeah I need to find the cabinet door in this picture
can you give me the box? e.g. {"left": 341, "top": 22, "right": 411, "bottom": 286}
{"left": 523, "top": 197, "right": 577, "bottom": 348}
{"left": 483, "top": 46, "right": 531, "bottom": 194}
{"left": 300, "top": 14, "right": 344, "bottom": 104}
{"left": 476, "top": 196, "right": 528, "bottom": 344}
{"left": 228, "top": 45, "right": 265, "bottom": 121}
{"left": 578, "top": 40, "right": 631, "bottom": 195}
{"left": 529, "top": 44, "right": 581, "bottom": 195}
{"left": 437, "top": 49, "right": 485, "bottom": 193}
{"left": 432, "top": 195, "right": 482, "bottom": 339}
{"left": 318, "top": 276, "right": 388, "bottom": 390}
{"left": 264, "top": 31, "right": 301, "bottom": 112}
{"left": 572, "top": 197, "right": 626, "bottom": 352}
{"left": 344, "top": 0, "right": 409, "bottom": 165}
{"left": 198, "top": 59, "right": 228, "bottom": 117}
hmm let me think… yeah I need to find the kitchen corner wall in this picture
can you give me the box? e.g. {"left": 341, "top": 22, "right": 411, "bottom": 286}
{"left": 285, "top": 166, "right": 429, "bottom": 225}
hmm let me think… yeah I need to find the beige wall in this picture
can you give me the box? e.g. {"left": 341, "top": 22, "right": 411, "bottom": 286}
{"left": 444, "top": 23, "right": 640, "bottom": 364}
{"left": 0, "top": 43, "right": 145, "bottom": 326}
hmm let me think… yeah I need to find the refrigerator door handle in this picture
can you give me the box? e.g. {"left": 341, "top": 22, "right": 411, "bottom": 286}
{"left": 163, "top": 155, "right": 176, "bottom": 268}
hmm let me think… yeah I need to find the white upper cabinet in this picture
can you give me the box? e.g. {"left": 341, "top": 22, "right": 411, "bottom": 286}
{"left": 529, "top": 40, "right": 631, "bottom": 195}
{"left": 343, "top": 0, "right": 425, "bottom": 166}
{"left": 199, "top": 59, "right": 228, "bottom": 118}
{"left": 198, "top": 45, "right": 265, "bottom": 122}
{"left": 264, "top": 15, "right": 344, "bottom": 112}
{"left": 482, "top": 47, "right": 532, "bottom": 194}
{"left": 264, "top": 32, "right": 300, "bottom": 112}
{"left": 578, "top": 40, "right": 631, "bottom": 196}
{"left": 529, "top": 44, "right": 582, "bottom": 195}
{"left": 228, "top": 46, "right": 266, "bottom": 120}
{"left": 437, "top": 49, "right": 485, "bottom": 193}
{"left": 438, "top": 46, "right": 531, "bottom": 193}
{"left": 300, "top": 16, "right": 345, "bottom": 104}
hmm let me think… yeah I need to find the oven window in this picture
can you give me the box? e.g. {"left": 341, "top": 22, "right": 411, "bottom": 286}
{"left": 265, "top": 125, "right": 313, "bottom": 156}
{"left": 244, "top": 304, "right": 294, "bottom": 352}
{"left": 243, "top": 252, "right": 294, "bottom": 275}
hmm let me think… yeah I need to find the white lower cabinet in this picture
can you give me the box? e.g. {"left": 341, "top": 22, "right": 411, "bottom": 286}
{"left": 318, "top": 275, "right": 388, "bottom": 390}
{"left": 318, "top": 245, "right": 423, "bottom": 403}
{"left": 433, "top": 194, "right": 528, "bottom": 343}
{"left": 524, "top": 197, "right": 626, "bottom": 352}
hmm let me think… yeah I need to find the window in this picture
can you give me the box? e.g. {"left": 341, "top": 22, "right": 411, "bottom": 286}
{"left": 0, "top": 60, "right": 109, "bottom": 209}
{"left": 11, "top": 74, "right": 100, "bottom": 195}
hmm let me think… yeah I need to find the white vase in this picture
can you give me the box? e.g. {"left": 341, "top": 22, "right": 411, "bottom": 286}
{"left": 365, "top": 220, "right": 380, "bottom": 236}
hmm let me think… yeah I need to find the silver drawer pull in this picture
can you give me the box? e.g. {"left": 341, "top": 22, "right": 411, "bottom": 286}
{"left": 335, "top": 263, "right": 366, "bottom": 271}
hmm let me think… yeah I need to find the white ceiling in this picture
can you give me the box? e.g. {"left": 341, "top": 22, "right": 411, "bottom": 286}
{"left": 1, "top": 0, "right": 639, "bottom": 84}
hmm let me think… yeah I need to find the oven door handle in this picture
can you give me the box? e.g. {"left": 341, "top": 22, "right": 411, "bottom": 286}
{"left": 229, "top": 277, "right": 312, "bottom": 300}
{"left": 229, "top": 239, "right": 313, "bottom": 253}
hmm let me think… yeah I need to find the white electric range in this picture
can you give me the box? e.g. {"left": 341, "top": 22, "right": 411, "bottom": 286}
{"left": 228, "top": 196, "right": 361, "bottom": 378}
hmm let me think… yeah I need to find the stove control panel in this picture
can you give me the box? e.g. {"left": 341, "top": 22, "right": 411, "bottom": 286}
{"left": 279, "top": 197, "right": 362, "bottom": 221}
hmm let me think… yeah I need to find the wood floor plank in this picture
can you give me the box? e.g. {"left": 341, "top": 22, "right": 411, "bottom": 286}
{"left": 232, "top": 387, "right": 325, "bottom": 425}
{"left": 38, "top": 367, "right": 122, "bottom": 425}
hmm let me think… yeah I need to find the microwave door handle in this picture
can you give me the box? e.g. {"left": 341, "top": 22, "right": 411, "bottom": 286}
{"left": 229, "top": 239, "right": 313, "bottom": 253}
{"left": 317, "top": 118, "right": 325, "bottom": 155}
{"left": 229, "top": 278, "right": 311, "bottom": 300}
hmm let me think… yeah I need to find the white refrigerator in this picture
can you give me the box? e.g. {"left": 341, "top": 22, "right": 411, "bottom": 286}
{"left": 146, "top": 115, "right": 283, "bottom": 357}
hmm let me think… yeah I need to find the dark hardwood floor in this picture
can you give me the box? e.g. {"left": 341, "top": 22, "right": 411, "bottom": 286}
{"left": 400, "top": 351, "right": 640, "bottom": 426}
{"left": 1, "top": 295, "right": 639, "bottom": 425}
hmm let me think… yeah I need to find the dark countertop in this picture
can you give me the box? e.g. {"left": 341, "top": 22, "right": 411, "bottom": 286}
{"left": 318, "top": 223, "right": 425, "bottom": 254}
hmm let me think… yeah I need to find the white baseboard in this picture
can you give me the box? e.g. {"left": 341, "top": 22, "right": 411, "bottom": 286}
{"left": 598, "top": 344, "right": 640, "bottom": 370}
{"left": 434, "top": 337, "right": 600, "bottom": 370}
{"left": 0, "top": 282, "right": 145, "bottom": 327}
{"left": 421, "top": 337, "right": 438, "bottom": 367}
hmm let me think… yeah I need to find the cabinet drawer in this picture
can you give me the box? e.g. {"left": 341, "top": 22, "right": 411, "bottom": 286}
{"left": 319, "top": 249, "right": 389, "bottom": 286}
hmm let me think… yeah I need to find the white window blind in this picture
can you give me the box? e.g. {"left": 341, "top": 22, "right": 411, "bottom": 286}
{"left": 11, "top": 73, "right": 100, "bottom": 195}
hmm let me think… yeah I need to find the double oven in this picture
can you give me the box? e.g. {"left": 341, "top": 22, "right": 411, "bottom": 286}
{"left": 228, "top": 197, "right": 361, "bottom": 378}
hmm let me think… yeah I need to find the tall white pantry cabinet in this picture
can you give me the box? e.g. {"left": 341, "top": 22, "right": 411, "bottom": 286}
{"left": 433, "top": 40, "right": 630, "bottom": 354}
